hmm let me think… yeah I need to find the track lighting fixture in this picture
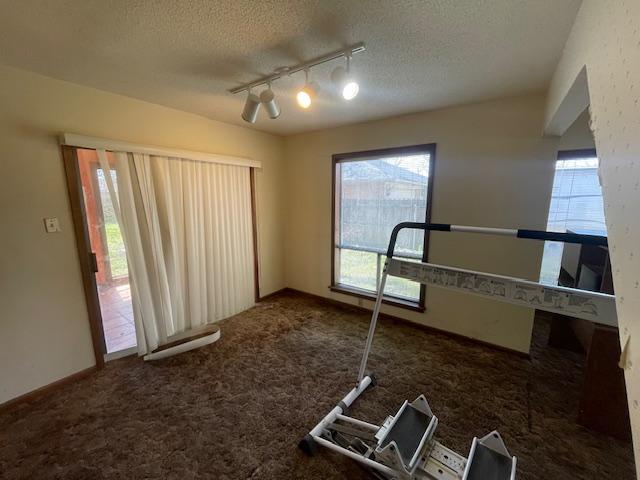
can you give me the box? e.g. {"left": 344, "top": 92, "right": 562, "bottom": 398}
{"left": 331, "top": 55, "right": 359, "bottom": 100}
{"left": 296, "top": 70, "right": 319, "bottom": 109}
{"left": 241, "top": 90, "right": 261, "bottom": 124}
{"left": 260, "top": 84, "right": 280, "bottom": 119}
{"left": 230, "top": 42, "right": 366, "bottom": 122}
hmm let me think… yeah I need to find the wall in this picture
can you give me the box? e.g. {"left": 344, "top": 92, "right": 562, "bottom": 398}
{"left": 544, "top": 0, "right": 640, "bottom": 471}
{"left": 284, "top": 94, "right": 559, "bottom": 353}
{"left": 0, "top": 65, "right": 286, "bottom": 404}
{"left": 558, "top": 108, "right": 595, "bottom": 151}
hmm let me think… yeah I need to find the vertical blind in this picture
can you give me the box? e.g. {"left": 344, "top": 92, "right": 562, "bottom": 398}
{"left": 99, "top": 150, "right": 255, "bottom": 354}
{"left": 546, "top": 157, "right": 607, "bottom": 235}
{"left": 540, "top": 155, "right": 606, "bottom": 285}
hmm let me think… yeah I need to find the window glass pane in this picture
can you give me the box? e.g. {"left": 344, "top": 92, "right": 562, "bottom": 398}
{"left": 385, "top": 257, "right": 421, "bottom": 300}
{"left": 540, "top": 155, "right": 606, "bottom": 285}
{"left": 97, "top": 169, "right": 128, "bottom": 278}
{"left": 539, "top": 241, "right": 564, "bottom": 285}
{"left": 336, "top": 152, "right": 431, "bottom": 301}
{"left": 338, "top": 248, "right": 378, "bottom": 292}
{"left": 340, "top": 155, "right": 429, "bottom": 255}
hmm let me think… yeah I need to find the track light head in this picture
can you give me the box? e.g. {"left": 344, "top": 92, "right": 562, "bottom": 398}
{"left": 296, "top": 70, "right": 319, "bottom": 109}
{"left": 331, "top": 56, "right": 359, "bottom": 100}
{"left": 241, "top": 92, "right": 261, "bottom": 123}
{"left": 260, "top": 87, "right": 280, "bottom": 119}
{"left": 342, "top": 80, "right": 359, "bottom": 100}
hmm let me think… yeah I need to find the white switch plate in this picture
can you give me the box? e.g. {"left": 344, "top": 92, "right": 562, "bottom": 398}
{"left": 44, "top": 217, "right": 61, "bottom": 233}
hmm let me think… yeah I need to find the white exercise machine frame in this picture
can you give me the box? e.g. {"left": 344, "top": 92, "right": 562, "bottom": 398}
{"left": 300, "top": 222, "right": 615, "bottom": 480}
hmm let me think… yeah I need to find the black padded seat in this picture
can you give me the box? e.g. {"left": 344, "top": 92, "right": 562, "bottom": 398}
{"left": 379, "top": 404, "right": 432, "bottom": 468}
{"left": 466, "top": 443, "right": 513, "bottom": 480}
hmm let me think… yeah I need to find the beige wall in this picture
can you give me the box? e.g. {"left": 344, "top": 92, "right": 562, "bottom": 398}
{"left": 557, "top": 108, "right": 595, "bottom": 151}
{"left": 545, "top": 0, "right": 640, "bottom": 470}
{"left": 0, "top": 65, "right": 286, "bottom": 404}
{"left": 284, "top": 94, "right": 559, "bottom": 353}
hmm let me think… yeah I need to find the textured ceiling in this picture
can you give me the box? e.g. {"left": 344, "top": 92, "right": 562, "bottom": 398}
{"left": 0, "top": 0, "right": 581, "bottom": 135}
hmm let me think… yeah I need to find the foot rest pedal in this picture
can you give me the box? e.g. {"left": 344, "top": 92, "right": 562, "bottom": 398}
{"left": 463, "top": 431, "right": 516, "bottom": 480}
{"left": 375, "top": 395, "right": 438, "bottom": 473}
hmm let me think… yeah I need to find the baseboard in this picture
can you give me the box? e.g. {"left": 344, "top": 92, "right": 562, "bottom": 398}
{"left": 280, "top": 287, "right": 530, "bottom": 359}
{"left": 0, "top": 366, "right": 98, "bottom": 413}
{"left": 257, "top": 287, "right": 289, "bottom": 302}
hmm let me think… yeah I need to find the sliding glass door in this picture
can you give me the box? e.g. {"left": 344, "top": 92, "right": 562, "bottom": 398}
{"left": 77, "top": 148, "right": 137, "bottom": 355}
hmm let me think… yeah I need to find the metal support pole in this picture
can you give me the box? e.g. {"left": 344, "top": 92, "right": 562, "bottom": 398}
{"left": 309, "top": 376, "right": 373, "bottom": 437}
{"left": 312, "top": 436, "right": 399, "bottom": 477}
{"left": 335, "top": 413, "right": 380, "bottom": 431}
{"left": 357, "top": 260, "right": 389, "bottom": 383}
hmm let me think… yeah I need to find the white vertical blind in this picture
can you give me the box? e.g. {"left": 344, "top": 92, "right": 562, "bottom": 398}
{"left": 99, "top": 149, "right": 255, "bottom": 354}
{"left": 150, "top": 156, "right": 255, "bottom": 331}
{"left": 540, "top": 155, "right": 606, "bottom": 285}
{"left": 546, "top": 157, "right": 606, "bottom": 235}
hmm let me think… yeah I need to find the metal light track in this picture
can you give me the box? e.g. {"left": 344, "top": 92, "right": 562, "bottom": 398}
{"left": 228, "top": 42, "right": 366, "bottom": 94}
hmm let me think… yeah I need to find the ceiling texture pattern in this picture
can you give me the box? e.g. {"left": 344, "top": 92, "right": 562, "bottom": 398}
{"left": 0, "top": 0, "right": 582, "bottom": 135}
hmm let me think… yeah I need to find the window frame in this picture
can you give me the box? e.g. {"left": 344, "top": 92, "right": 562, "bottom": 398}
{"left": 557, "top": 148, "right": 597, "bottom": 161}
{"left": 330, "top": 143, "right": 437, "bottom": 312}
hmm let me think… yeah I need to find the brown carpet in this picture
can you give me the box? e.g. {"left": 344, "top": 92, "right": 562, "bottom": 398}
{"left": 0, "top": 292, "right": 634, "bottom": 479}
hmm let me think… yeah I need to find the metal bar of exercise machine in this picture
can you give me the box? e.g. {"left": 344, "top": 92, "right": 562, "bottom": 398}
{"left": 301, "top": 222, "right": 614, "bottom": 480}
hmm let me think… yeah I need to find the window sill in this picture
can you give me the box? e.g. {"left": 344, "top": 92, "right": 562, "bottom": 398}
{"left": 329, "top": 284, "right": 425, "bottom": 313}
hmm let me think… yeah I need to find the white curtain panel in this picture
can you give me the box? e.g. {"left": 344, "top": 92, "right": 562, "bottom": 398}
{"left": 97, "top": 149, "right": 255, "bottom": 354}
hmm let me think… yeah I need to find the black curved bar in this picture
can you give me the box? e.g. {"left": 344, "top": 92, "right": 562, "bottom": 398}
{"left": 515, "top": 229, "right": 607, "bottom": 245}
{"left": 385, "top": 222, "right": 608, "bottom": 258}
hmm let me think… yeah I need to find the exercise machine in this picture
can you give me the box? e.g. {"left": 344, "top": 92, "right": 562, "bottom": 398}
{"left": 299, "top": 222, "right": 615, "bottom": 479}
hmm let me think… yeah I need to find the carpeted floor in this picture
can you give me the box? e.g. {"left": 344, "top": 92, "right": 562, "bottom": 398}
{"left": 0, "top": 292, "right": 635, "bottom": 479}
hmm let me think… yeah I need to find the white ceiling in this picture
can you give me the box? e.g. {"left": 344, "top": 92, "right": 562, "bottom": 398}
{"left": 0, "top": 0, "right": 581, "bottom": 135}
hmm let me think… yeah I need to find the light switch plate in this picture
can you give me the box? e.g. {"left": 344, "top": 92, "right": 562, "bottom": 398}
{"left": 44, "top": 217, "right": 61, "bottom": 233}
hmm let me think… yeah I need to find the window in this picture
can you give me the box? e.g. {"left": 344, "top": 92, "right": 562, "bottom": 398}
{"left": 540, "top": 149, "right": 607, "bottom": 285}
{"left": 331, "top": 144, "right": 435, "bottom": 310}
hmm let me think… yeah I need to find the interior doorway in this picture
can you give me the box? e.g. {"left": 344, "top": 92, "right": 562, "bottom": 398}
{"left": 539, "top": 108, "right": 629, "bottom": 441}
{"left": 76, "top": 148, "right": 137, "bottom": 356}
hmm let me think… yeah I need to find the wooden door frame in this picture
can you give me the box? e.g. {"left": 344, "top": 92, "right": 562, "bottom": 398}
{"left": 61, "top": 145, "right": 106, "bottom": 369}
{"left": 250, "top": 167, "right": 261, "bottom": 302}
